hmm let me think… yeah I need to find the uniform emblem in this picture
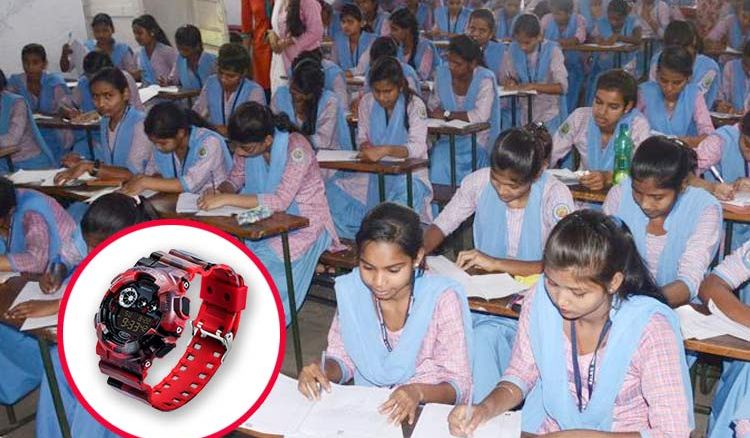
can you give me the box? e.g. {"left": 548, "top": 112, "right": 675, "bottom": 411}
{"left": 198, "top": 147, "right": 207, "bottom": 158}
{"left": 417, "top": 104, "right": 427, "bottom": 119}
{"left": 291, "top": 147, "right": 305, "bottom": 163}
{"left": 560, "top": 122, "right": 570, "bottom": 135}
{"left": 553, "top": 203, "right": 570, "bottom": 220}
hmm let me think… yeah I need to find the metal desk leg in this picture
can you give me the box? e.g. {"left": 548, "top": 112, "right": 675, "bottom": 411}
{"left": 471, "top": 134, "right": 477, "bottom": 172}
{"left": 616, "top": 52, "right": 622, "bottom": 69}
{"left": 281, "top": 232, "right": 303, "bottom": 374}
{"left": 5, "top": 157, "right": 14, "bottom": 173}
{"left": 725, "top": 221, "right": 734, "bottom": 257}
{"left": 85, "top": 130, "right": 95, "bottom": 160}
{"left": 187, "top": 97, "right": 194, "bottom": 108}
{"left": 449, "top": 134, "right": 457, "bottom": 189}
{"left": 378, "top": 173, "right": 386, "bottom": 202}
{"left": 38, "top": 339, "right": 71, "bottom": 438}
{"left": 511, "top": 96, "right": 517, "bottom": 127}
{"left": 527, "top": 95, "right": 534, "bottom": 124}
{"left": 349, "top": 124, "right": 357, "bottom": 151}
{"left": 406, "top": 171, "right": 413, "bottom": 208}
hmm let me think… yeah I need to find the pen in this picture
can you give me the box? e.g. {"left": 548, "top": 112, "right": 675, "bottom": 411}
{"left": 320, "top": 350, "right": 326, "bottom": 396}
{"left": 710, "top": 166, "right": 725, "bottom": 184}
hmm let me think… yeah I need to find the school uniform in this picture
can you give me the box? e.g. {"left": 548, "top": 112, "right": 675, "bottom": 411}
{"left": 428, "top": 64, "right": 500, "bottom": 185}
{"left": 576, "top": 0, "right": 609, "bottom": 34}
{"left": 136, "top": 42, "right": 178, "bottom": 86}
{"left": 637, "top": 81, "right": 716, "bottom": 137}
{"left": 482, "top": 40, "right": 507, "bottom": 86}
{"left": 541, "top": 13, "right": 587, "bottom": 112}
{"left": 499, "top": 39, "right": 569, "bottom": 133}
{"left": 322, "top": 59, "right": 350, "bottom": 109}
{"left": 193, "top": 75, "right": 266, "bottom": 127}
{"left": 365, "top": 11, "right": 392, "bottom": 37}
{"left": 585, "top": 16, "right": 639, "bottom": 105}
{"left": 0, "top": 91, "right": 54, "bottom": 171}
{"left": 357, "top": 61, "right": 422, "bottom": 103}
{"left": 648, "top": 53, "right": 722, "bottom": 110}
{"left": 271, "top": 86, "right": 352, "bottom": 150}
{"left": 494, "top": 8, "right": 519, "bottom": 39}
{"left": 720, "top": 59, "right": 750, "bottom": 114}
{"left": 707, "top": 12, "right": 750, "bottom": 51}
{"left": 168, "top": 51, "right": 217, "bottom": 91}
{"left": 706, "top": 241, "right": 750, "bottom": 437}
{"left": 223, "top": 132, "right": 341, "bottom": 325}
{"left": 326, "top": 92, "right": 433, "bottom": 239}
{"left": 603, "top": 178, "right": 722, "bottom": 299}
{"left": 551, "top": 107, "right": 650, "bottom": 170}
{"left": 84, "top": 39, "right": 137, "bottom": 72}
{"left": 145, "top": 126, "right": 233, "bottom": 193}
{"left": 326, "top": 270, "right": 473, "bottom": 402}
{"left": 8, "top": 72, "right": 71, "bottom": 160}
{"left": 331, "top": 31, "right": 377, "bottom": 73}
{"left": 398, "top": 38, "right": 439, "bottom": 82}
{"left": 97, "top": 106, "right": 153, "bottom": 174}
{"left": 633, "top": 0, "right": 670, "bottom": 40}
{"left": 433, "top": 6, "right": 473, "bottom": 35}
{"left": 501, "top": 280, "right": 694, "bottom": 435}
{"left": 433, "top": 167, "right": 575, "bottom": 401}
{"left": 412, "top": 3, "right": 433, "bottom": 32}
{"left": 70, "top": 70, "right": 143, "bottom": 113}
{"left": 276, "top": 0, "right": 325, "bottom": 69}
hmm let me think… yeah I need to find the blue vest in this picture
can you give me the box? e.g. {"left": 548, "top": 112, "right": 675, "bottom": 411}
{"left": 706, "top": 124, "right": 746, "bottom": 184}
{"left": 484, "top": 40, "right": 507, "bottom": 79}
{"left": 543, "top": 14, "right": 583, "bottom": 69}
{"left": 509, "top": 40, "right": 556, "bottom": 84}
{"left": 639, "top": 81, "right": 699, "bottom": 136}
{"left": 241, "top": 129, "right": 301, "bottom": 215}
{"left": 495, "top": 9, "right": 519, "bottom": 39}
{"left": 177, "top": 51, "right": 216, "bottom": 90}
{"left": 204, "top": 74, "right": 265, "bottom": 126}
{"left": 0, "top": 91, "right": 54, "bottom": 168}
{"left": 334, "top": 31, "right": 376, "bottom": 71}
{"left": 728, "top": 59, "right": 749, "bottom": 113}
{"left": 693, "top": 55, "right": 721, "bottom": 109}
{"left": 578, "top": 0, "right": 610, "bottom": 33}
{"left": 97, "top": 106, "right": 147, "bottom": 173}
{"left": 398, "top": 38, "right": 439, "bottom": 81}
{"left": 76, "top": 75, "right": 95, "bottom": 112}
{"left": 273, "top": 86, "right": 352, "bottom": 150}
{"left": 84, "top": 39, "right": 133, "bottom": 69}
{"left": 434, "top": 7, "right": 472, "bottom": 34}
{"left": 8, "top": 72, "right": 67, "bottom": 114}
{"left": 728, "top": 13, "right": 750, "bottom": 50}
{"left": 585, "top": 109, "right": 641, "bottom": 171}
{"left": 137, "top": 43, "right": 170, "bottom": 86}
{"left": 152, "top": 127, "right": 233, "bottom": 189}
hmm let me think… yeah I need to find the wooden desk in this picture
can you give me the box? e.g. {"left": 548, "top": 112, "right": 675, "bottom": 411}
{"left": 0, "top": 276, "right": 71, "bottom": 436}
{"left": 156, "top": 88, "right": 201, "bottom": 107}
{"left": 571, "top": 43, "right": 640, "bottom": 69}
{"left": 569, "top": 185, "right": 607, "bottom": 204}
{"left": 35, "top": 115, "right": 99, "bottom": 158}
{"left": 0, "top": 146, "right": 20, "bottom": 172}
{"left": 711, "top": 112, "right": 742, "bottom": 128}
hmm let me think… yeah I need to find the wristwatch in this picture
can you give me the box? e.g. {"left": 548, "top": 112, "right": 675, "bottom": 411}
{"left": 443, "top": 110, "right": 451, "bottom": 120}
{"left": 94, "top": 250, "right": 247, "bottom": 411}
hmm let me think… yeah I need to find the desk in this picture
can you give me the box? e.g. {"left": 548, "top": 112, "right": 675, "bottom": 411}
{"left": 499, "top": 90, "right": 535, "bottom": 128}
{"left": 0, "top": 146, "right": 20, "bottom": 172}
{"left": 0, "top": 276, "right": 70, "bottom": 437}
{"left": 711, "top": 112, "right": 742, "bottom": 128}
{"left": 155, "top": 88, "right": 201, "bottom": 107}
{"left": 35, "top": 116, "right": 99, "bottom": 159}
{"left": 318, "top": 158, "right": 428, "bottom": 207}
{"left": 572, "top": 43, "right": 640, "bottom": 69}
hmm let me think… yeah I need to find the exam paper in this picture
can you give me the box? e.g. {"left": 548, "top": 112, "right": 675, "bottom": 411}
{"left": 10, "top": 282, "right": 63, "bottom": 332}
{"left": 427, "top": 256, "right": 527, "bottom": 300}
{"left": 412, "top": 403, "right": 521, "bottom": 438}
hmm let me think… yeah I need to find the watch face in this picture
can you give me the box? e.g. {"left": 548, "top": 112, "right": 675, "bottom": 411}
{"left": 100, "top": 278, "right": 162, "bottom": 345}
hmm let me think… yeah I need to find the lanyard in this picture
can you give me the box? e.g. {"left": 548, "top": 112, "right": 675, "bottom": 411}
{"left": 221, "top": 80, "right": 246, "bottom": 125}
{"left": 375, "top": 293, "right": 414, "bottom": 352}
{"left": 525, "top": 43, "right": 542, "bottom": 83}
{"left": 350, "top": 37, "right": 361, "bottom": 69}
{"left": 107, "top": 106, "right": 131, "bottom": 164}
{"left": 570, "top": 318, "right": 612, "bottom": 412}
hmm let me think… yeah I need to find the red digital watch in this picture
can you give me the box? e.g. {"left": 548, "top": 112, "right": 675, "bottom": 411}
{"left": 94, "top": 249, "right": 247, "bottom": 411}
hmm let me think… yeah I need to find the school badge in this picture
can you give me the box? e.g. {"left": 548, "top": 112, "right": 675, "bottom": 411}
{"left": 553, "top": 203, "right": 570, "bottom": 220}
{"left": 291, "top": 147, "right": 305, "bottom": 163}
{"left": 198, "top": 147, "right": 207, "bottom": 158}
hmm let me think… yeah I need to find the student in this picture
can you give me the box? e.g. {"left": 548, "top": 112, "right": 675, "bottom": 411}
{"left": 433, "top": 0, "right": 473, "bottom": 38}
{"left": 585, "top": 0, "right": 641, "bottom": 104}
{"left": 197, "top": 102, "right": 341, "bottom": 325}
{"left": 716, "top": 40, "right": 750, "bottom": 115}
{"left": 165, "top": 24, "right": 217, "bottom": 91}
{"left": 363, "top": 37, "right": 422, "bottom": 95}
{"left": 61, "top": 13, "right": 136, "bottom": 74}
{"left": 193, "top": 43, "right": 265, "bottom": 137}
{"left": 332, "top": 4, "right": 377, "bottom": 74}
{"left": 0, "top": 69, "right": 55, "bottom": 171}
{"left": 639, "top": 47, "right": 716, "bottom": 149}
{"left": 326, "top": 56, "right": 432, "bottom": 239}
{"left": 405, "top": 0, "right": 433, "bottom": 32}
{"left": 552, "top": 70, "right": 650, "bottom": 190}
{"left": 448, "top": 209, "right": 694, "bottom": 437}
{"left": 602, "top": 136, "right": 722, "bottom": 307}
{"left": 648, "top": 20, "right": 722, "bottom": 110}
{"left": 541, "top": 0, "right": 586, "bottom": 112}
{"left": 705, "top": 0, "right": 750, "bottom": 52}
{"left": 390, "top": 8, "right": 439, "bottom": 82}
{"left": 494, "top": 0, "right": 521, "bottom": 40}
{"left": 500, "top": 14, "right": 568, "bottom": 133}
{"left": 356, "top": 0, "right": 391, "bottom": 36}
{"left": 297, "top": 202, "right": 473, "bottom": 424}
{"left": 467, "top": 9, "right": 506, "bottom": 81}
{"left": 428, "top": 36, "right": 500, "bottom": 185}
{"left": 291, "top": 49, "right": 350, "bottom": 112}
{"left": 0, "top": 192, "right": 154, "bottom": 438}
{"left": 423, "top": 127, "right": 574, "bottom": 400}
{"left": 130, "top": 14, "right": 178, "bottom": 86}
{"left": 120, "top": 102, "right": 233, "bottom": 196}
{"left": 272, "top": 57, "right": 352, "bottom": 150}
{"left": 0, "top": 177, "right": 86, "bottom": 274}
{"left": 56, "top": 67, "right": 152, "bottom": 184}
{"left": 8, "top": 43, "right": 71, "bottom": 160}
{"left": 632, "top": 0, "right": 670, "bottom": 41}
{"left": 577, "top": 0, "right": 607, "bottom": 34}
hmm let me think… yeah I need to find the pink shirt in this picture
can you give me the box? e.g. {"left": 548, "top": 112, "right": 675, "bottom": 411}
{"left": 7, "top": 73, "right": 68, "bottom": 114}
{"left": 720, "top": 59, "right": 750, "bottom": 112}
{"left": 633, "top": 0, "right": 671, "bottom": 39}
{"left": 192, "top": 79, "right": 267, "bottom": 123}
{"left": 696, "top": 124, "right": 737, "bottom": 176}
{"left": 270, "top": 91, "right": 342, "bottom": 150}
{"left": 707, "top": 15, "right": 750, "bottom": 49}
{"left": 738, "top": 420, "right": 750, "bottom": 437}
{"left": 68, "top": 70, "right": 144, "bottom": 112}
{"left": 427, "top": 69, "right": 495, "bottom": 148}
{"left": 7, "top": 189, "right": 83, "bottom": 273}
{"left": 499, "top": 42, "right": 568, "bottom": 126}
{"left": 276, "top": 0, "right": 324, "bottom": 70}
{"left": 104, "top": 112, "right": 153, "bottom": 175}
{"left": 144, "top": 127, "right": 229, "bottom": 193}
{"left": 540, "top": 13, "right": 588, "bottom": 44}
{"left": 433, "top": 168, "right": 575, "bottom": 255}
{"left": 330, "top": 34, "right": 374, "bottom": 75}
{"left": 326, "top": 287, "right": 472, "bottom": 403}
{"left": 323, "top": 59, "right": 349, "bottom": 109}
{"left": 636, "top": 89, "right": 716, "bottom": 137}
{"left": 167, "top": 52, "right": 217, "bottom": 86}
{"left": 0, "top": 92, "right": 45, "bottom": 163}
{"left": 137, "top": 43, "right": 178, "bottom": 83}
{"left": 713, "top": 239, "right": 750, "bottom": 291}
{"left": 225, "top": 132, "right": 341, "bottom": 260}
{"left": 603, "top": 184, "right": 722, "bottom": 297}
{"left": 501, "top": 286, "right": 692, "bottom": 436}
{"left": 333, "top": 92, "right": 433, "bottom": 223}
{"left": 551, "top": 107, "right": 651, "bottom": 170}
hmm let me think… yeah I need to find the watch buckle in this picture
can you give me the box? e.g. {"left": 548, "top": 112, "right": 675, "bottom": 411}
{"left": 190, "top": 320, "right": 233, "bottom": 363}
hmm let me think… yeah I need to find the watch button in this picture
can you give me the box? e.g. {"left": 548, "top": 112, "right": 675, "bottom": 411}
{"left": 175, "top": 296, "right": 190, "bottom": 319}
{"left": 155, "top": 342, "right": 175, "bottom": 358}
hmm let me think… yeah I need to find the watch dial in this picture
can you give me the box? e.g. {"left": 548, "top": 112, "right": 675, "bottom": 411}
{"left": 101, "top": 278, "right": 162, "bottom": 344}
{"left": 118, "top": 287, "right": 138, "bottom": 308}
{"left": 115, "top": 308, "right": 157, "bottom": 337}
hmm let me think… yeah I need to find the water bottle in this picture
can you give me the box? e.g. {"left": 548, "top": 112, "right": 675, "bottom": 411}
{"left": 612, "top": 124, "right": 633, "bottom": 185}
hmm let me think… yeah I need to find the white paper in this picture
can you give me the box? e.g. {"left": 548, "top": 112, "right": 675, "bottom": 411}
{"left": 351, "top": 75, "right": 366, "bottom": 83}
{"left": 140, "top": 189, "right": 159, "bottom": 199}
{"left": 427, "top": 118, "right": 472, "bottom": 130}
{"left": 548, "top": 168, "right": 589, "bottom": 185}
{"left": 242, "top": 374, "right": 310, "bottom": 435}
{"left": 316, "top": 150, "right": 359, "bottom": 162}
{"left": 581, "top": 42, "right": 630, "bottom": 49}
{"left": 423, "top": 80, "right": 435, "bottom": 92}
{"left": 725, "top": 46, "right": 742, "bottom": 56}
{"left": 69, "top": 185, "right": 121, "bottom": 204}
{"left": 710, "top": 111, "right": 741, "bottom": 120}
{"left": 497, "top": 87, "right": 538, "bottom": 97}
{"left": 138, "top": 85, "right": 181, "bottom": 103}
{"left": 426, "top": 256, "right": 526, "bottom": 300}
{"left": 0, "top": 272, "right": 19, "bottom": 284}
{"left": 676, "top": 302, "right": 750, "bottom": 341}
{"left": 176, "top": 192, "right": 246, "bottom": 217}
{"left": 723, "top": 191, "right": 750, "bottom": 208}
{"left": 707, "top": 300, "right": 750, "bottom": 341}
{"left": 10, "top": 282, "right": 62, "bottom": 332}
{"left": 412, "top": 403, "right": 521, "bottom": 438}
{"left": 32, "top": 113, "right": 56, "bottom": 121}
{"left": 9, "top": 169, "right": 94, "bottom": 187}
{"left": 195, "top": 206, "right": 247, "bottom": 217}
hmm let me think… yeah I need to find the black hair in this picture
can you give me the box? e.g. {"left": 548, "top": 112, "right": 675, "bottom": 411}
{"left": 292, "top": 49, "right": 324, "bottom": 69}
{"left": 447, "top": 34, "right": 487, "bottom": 68}
{"left": 82, "top": 51, "right": 114, "bottom": 76}
{"left": 595, "top": 69, "right": 638, "bottom": 108}
{"left": 369, "top": 36, "right": 400, "bottom": 61}
{"left": 0, "top": 69, "right": 7, "bottom": 91}
{"left": 550, "top": 0, "right": 574, "bottom": 13}
{"left": 81, "top": 193, "right": 157, "bottom": 241}
{"left": 340, "top": 3, "right": 364, "bottom": 21}
{"left": 631, "top": 136, "right": 697, "bottom": 191}
{"left": 355, "top": 202, "right": 422, "bottom": 260}
{"left": 91, "top": 13, "right": 115, "bottom": 29}
{"left": 290, "top": 57, "right": 325, "bottom": 137}
{"left": 21, "top": 43, "right": 47, "bottom": 62}
{"left": 533, "top": 0, "right": 551, "bottom": 17}
{"left": 287, "top": 0, "right": 307, "bottom": 38}
{"left": 389, "top": 8, "right": 420, "bottom": 69}
{"left": 0, "top": 177, "right": 16, "bottom": 219}
{"left": 686, "top": 20, "right": 704, "bottom": 54}
{"left": 144, "top": 102, "right": 210, "bottom": 139}
{"left": 490, "top": 127, "right": 545, "bottom": 184}
{"left": 175, "top": 24, "right": 203, "bottom": 49}
{"left": 89, "top": 67, "right": 129, "bottom": 93}
{"left": 742, "top": 111, "right": 750, "bottom": 137}
{"left": 523, "top": 121, "right": 552, "bottom": 163}
{"left": 228, "top": 102, "right": 299, "bottom": 143}
{"left": 470, "top": 8, "right": 497, "bottom": 36}
{"left": 132, "top": 14, "right": 171, "bottom": 46}
{"left": 369, "top": 56, "right": 419, "bottom": 131}
{"left": 544, "top": 209, "right": 665, "bottom": 303}
{"left": 513, "top": 13, "right": 541, "bottom": 38}
{"left": 663, "top": 20, "right": 694, "bottom": 49}
{"left": 744, "top": 39, "right": 750, "bottom": 59}
{"left": 657, "top": 46, "right": 694, "bottom": 78}
{"left": 217, "top": 43, "right": 252, "bottom": 76}
{"left": 607, "top": 0, "right": 630, "bottom": 16}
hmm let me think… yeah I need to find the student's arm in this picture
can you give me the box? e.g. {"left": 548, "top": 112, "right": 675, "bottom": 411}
{"left": 456, "top": 251, "right": 543, "bottom": 276}
{"left": 5, "top": 298, "right": 60, "bottom": 320}
{"left": 2, "top": 212, "right": 50, "bottom": 274}
{"left": 617, "top": 26, "right": 642, "bottom": 45}
{"left": 423, "top": 225, "right": 447, "bottom": 255}
{"left": 54, "top": 161, "right": 134, "bottom": 185}
{"left": 363, "top": 96, "right": 428, "bottom": 162}
{"left": 679, "top": 92, "right": 714, "bottom": 147}
{"left": 121, "top": 175, "right": 183, "bottom": 195}
{"left": 299, "top": 313, "right": 349, "bottom": 400}
{"left": 687, "top": 173, "right": 735, "bottom": 201}
{"left": 312, "top": 97, "right": 339, "bottom": 150}
{"left": 525, "top": 47, "right": 567, "bottom": 95}
{"left": 449, "top": 77, "right": 493, "bottom": 124}
{"left": 59, "top": 44, "right": 72, "bottom": 72}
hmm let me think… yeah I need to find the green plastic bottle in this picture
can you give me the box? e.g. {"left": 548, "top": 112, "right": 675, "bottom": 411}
{"left": 612, "top": 124, "right": 633, "bottom": 185}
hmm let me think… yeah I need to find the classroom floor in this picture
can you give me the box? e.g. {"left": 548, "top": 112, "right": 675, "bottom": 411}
{"left": 0, "top": 285, "right": 716, "bottom": 437}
